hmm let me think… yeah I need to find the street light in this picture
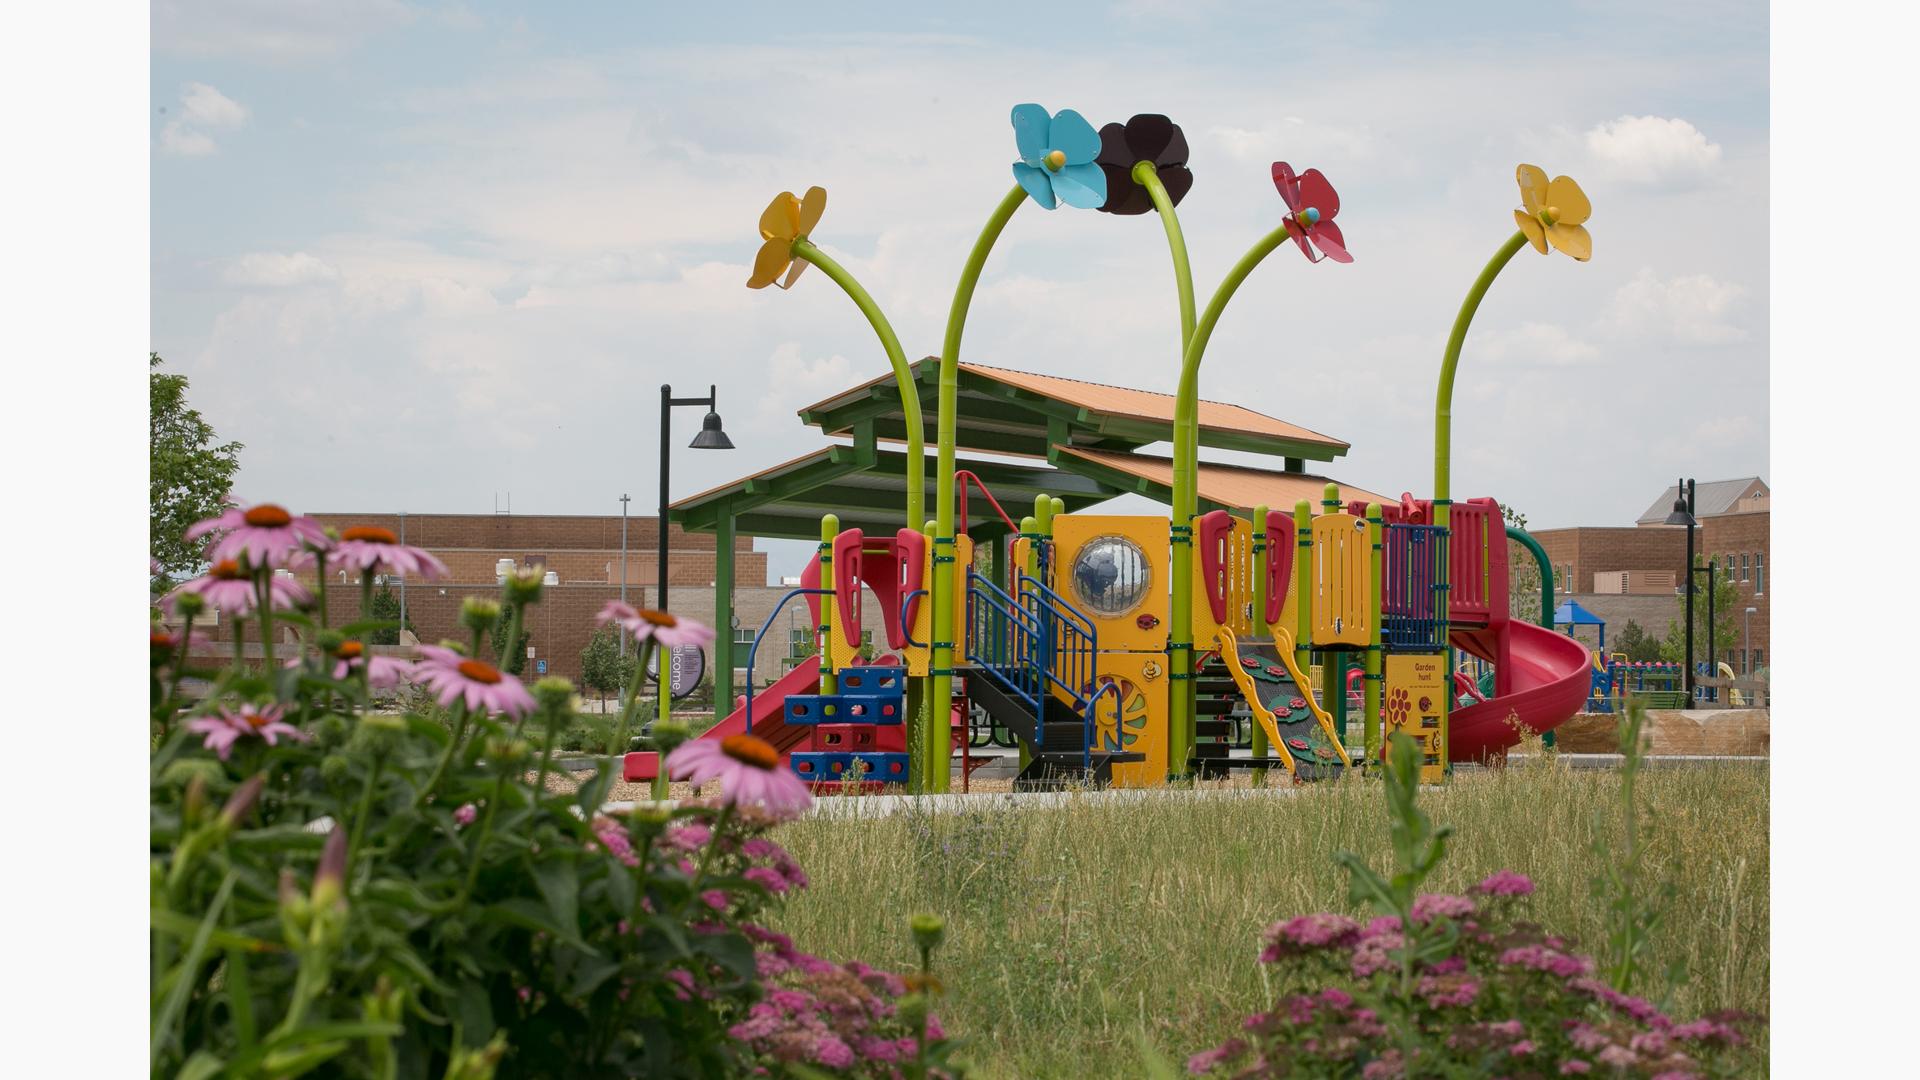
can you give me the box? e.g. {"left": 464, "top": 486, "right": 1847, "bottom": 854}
{"left": 1744, "top": 606, "right": 1757, "bottom": 674}
{"left": 659, "top": 384, "right": 734, "bottom": 617}
{"left": 1663, "top": 478, "right": 1699, "bottom": 695}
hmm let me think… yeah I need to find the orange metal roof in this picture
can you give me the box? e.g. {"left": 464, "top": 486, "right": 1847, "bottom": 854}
{"left": 959, "top": 363, "right": 1349, "bottom": 452}
{"left": 1056, "top": 447, "right": 1392, "bottom": 511}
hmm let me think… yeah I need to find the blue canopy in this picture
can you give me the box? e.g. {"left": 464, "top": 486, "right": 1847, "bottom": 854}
{"left": 1554, "top": 600, "right": 1606, "bottom": 627}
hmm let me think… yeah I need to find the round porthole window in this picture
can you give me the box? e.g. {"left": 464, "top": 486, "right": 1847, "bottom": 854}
{"left": 1070, "top": 535, "right": 1152, "bottom": 617}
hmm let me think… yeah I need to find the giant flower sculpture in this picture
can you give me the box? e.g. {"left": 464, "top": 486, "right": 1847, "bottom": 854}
{"left": 1096, "top": 114, "right": 1192, "bottom": 215}
{"left": 1010, "top": 104, "right": 1107, "bottom": 210}
{"left": 1514, "top": 165, "right": 1592, "bottom": 261}
{"left": 1270, "top": 163, "right": 1352, "bottom": 264}
{"left": 747, "top": 186, "right": 827, "bottom": 290}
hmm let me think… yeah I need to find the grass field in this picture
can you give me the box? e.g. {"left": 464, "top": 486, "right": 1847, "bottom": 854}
{"left": 770, "top": 758, "right": 1769, "bottom": 1078}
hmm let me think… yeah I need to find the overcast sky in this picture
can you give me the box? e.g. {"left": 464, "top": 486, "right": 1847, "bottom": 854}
{"left": 152, "top": 1, "right": 1767, "bottom": 580}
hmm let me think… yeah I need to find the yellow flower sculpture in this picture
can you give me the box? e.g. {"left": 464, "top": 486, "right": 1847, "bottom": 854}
{"left": 1513, "top": 165, "right": 1591, "bottom": 261}
{"left": 747, "top": 186, "right": 827, "bottom": 290}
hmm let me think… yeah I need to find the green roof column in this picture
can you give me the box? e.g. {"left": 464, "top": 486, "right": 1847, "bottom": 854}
{"left": 790, "top": 239, "right": 925, "bottom": 528}
{"left": 1250, "top": 503, "right": 1270, "bottom": 785}
{"left": 1169, "top": 221, "right": 1294, "bottom": 780}
{"left": 713, "top": 504, "right": 736, "bottom": 724}
{"left": 930, "top": 184, "right": 1027, "bottom": 795}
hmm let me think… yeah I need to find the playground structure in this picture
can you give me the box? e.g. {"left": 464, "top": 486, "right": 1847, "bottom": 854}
{"left": 628, "top": 105, "right": 1603, "bottom": 792}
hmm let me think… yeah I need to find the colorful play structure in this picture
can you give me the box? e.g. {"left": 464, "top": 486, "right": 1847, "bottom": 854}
{"left": 626, "top": 105, "right": 1601, "bottom": 791}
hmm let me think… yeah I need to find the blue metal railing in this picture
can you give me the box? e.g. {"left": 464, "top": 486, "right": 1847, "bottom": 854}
{"left": 1016, "top": 571, "right": 1098, "bottom": 713}
{"left": 1382, "top": 524, "right": 1449, "bottom": 651}
{"left": 743, "top": 588, "right": 837, "bottom": 735}
{"left": 966, "top": 564, "right": 1113, "bottom": 772}
{"left": 1084, "top": 678, "right": 1125, "bottom": 771}
{"left": 898, "top": 588, "right": 928, "bottom": 649}
{"left": 966, "top": 571, "right": 1046, "bottom": 723}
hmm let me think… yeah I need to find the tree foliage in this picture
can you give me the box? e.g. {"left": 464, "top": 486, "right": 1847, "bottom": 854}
{"left": 1503, "top": 504, "right": 1546, "bottom": 624}
{"left": 150, "top": 353, "right": 242, "bottom": 585}
{"left": 367, "top": 581, "right": 413, "bottom": 646}
{"left": 1611, "top": 620, "right": 1663, "bottom": 663}
{"left": 578, "top": 624, "right": 637, "bottom": 704}
{"left": 1658, "top": 561, "right": 1742, "bottom": 668}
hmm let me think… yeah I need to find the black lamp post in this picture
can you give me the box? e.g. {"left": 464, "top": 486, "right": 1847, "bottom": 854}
{"left": 658, "top": 384, "right": 733, "bottom": 620}
{"left": 1662, "top": 478, "right": 1699, "bottom": 696}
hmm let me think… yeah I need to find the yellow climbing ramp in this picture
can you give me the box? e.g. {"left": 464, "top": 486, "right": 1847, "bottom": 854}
{"left": 1214, "top": 625, "right": 1352, "bottom": 776}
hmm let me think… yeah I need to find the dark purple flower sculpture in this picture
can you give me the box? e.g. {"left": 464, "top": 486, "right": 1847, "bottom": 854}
{"left": 1096, "top": 114, "right": 1193, "bottom": 215}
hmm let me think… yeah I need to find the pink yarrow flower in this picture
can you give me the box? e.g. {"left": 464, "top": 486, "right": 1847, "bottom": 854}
{"left": 412, "top": 645, "right": 534, "bottom": 719}
{"left": 1474, "top": 869, "right": 1537, "bottom": 897}
{"left": 327, "top": 525, "right": 449, "bottom": 581}
{"left": 186, "top": 502, "right": 328, "bottom": 567}
{"left": 596, "top": 602, "right": 717, "bottom": 649}
{"left": 166, "top": 558, "right": 311, "bottom": 619}
{"left": 453, "top": 803, "right": 478, "bottom": 827}
{"left": 186, "top": 704, "right": 310, "bottom": 760}
{"left": 666, "top": 734, "right": 812, "bottom": 820}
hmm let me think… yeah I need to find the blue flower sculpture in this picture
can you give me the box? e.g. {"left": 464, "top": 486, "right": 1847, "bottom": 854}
{"left": 1010, "top": 104, "right": 1108, "bottom": 210}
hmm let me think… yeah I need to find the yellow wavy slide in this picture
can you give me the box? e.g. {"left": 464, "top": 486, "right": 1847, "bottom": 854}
{"left": 1214, "top": 625, "right": 1353, "bottom": 775}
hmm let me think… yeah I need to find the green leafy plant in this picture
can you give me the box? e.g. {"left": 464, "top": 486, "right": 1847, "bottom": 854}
{"left": 150, "top": 352, "right": 242, "bottom": 587}
{"left": 1591, "top": 700, "right": 1678, "bottom": 996}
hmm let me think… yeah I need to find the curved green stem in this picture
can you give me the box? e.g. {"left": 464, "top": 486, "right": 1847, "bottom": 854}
{"left": 929, "top": 183, "right": 1027, "bottom": 794}
{"left": 1435, "top": 231, "right": 1530, "bottom": 504}
{"left": 1133, "top": 162, "right": 1196, "bottom": 345}
{"left": 790, "top": 238, "right": 924, "bottom": 529}
{"left": 1167, "top": 221, "right": 1293, "bottom": 777}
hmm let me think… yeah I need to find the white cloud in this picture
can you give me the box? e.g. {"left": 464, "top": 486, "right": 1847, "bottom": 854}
{"left": 158, "top": 122, "right": 217, "bottom": 157}
{"left": 1584, "top": 115, "right": 1722, "bottom": 185}
{"left": 158, "top": 82, "right": 248, "bottom": 156}
{"left": 1603, "top": 268, "right": 1748, "bottom": 344}
{"left": 1473, "top": 322, "right": 1602, "bottom": 367}
{"left": 224, "top": 252, "right": 340, "bottom": 287}
{"left": 154, "top": 0, "right": 417, "bottom": 60}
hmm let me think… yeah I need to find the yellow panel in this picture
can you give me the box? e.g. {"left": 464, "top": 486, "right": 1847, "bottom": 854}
{"left": 1384, "top": 654, "right": 1449, "bottom": 783}
{"left": 1049, "top": 515, "right": 1169, "bottom": 653}
{"left": 1082, "top": 650, "right": 1168, "bottom": 787}
{"left": 900, "top": 534, "right": 971, "bottom": 678}
{"left": 1310, "top": 512, "right": 1372, "bottom": 647}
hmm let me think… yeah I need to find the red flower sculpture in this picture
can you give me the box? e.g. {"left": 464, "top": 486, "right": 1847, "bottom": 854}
{"left": 1270, "top": 162, "right": 1352, "bottom": 264}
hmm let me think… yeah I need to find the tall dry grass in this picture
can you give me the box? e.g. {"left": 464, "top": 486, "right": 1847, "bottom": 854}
{"left": 770, "top": 758, "right": 1768, "bottom": 1078}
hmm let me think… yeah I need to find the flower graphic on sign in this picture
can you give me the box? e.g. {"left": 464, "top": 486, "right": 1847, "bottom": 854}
{"left": 1385, "top": 686, "right": 1412, "bottom": 729}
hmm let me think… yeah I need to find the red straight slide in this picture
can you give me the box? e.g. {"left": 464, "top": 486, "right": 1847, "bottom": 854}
{"left": 1448, "top": 621, "right": 1592, "bottom": 762}
{"left": 623, "top": 655, "right": 821, "bottom": 782}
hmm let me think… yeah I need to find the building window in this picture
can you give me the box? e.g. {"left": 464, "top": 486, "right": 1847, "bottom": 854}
{"left": 1740, "top": 553, "right": 1750, "bottom": 582}
{"left": 1752, "top": 649, "right": 1763, "bottom": 671}
{"left": 1724, "top": 552, "right": 1734, "bottom": 578}
{"left": 732, "top": 626, "right": 754, "bottom": 669}
{"left": 1753, "top": 552, "right": 1763, "bottom": 593}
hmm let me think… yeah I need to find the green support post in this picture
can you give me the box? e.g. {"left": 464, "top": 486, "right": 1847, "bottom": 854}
{"left": 1505, "top": 525, "right": 1556, "bottom": 746}
{"left": 1018, "top": 512, "right": 1040, "bottom": 775}
{"left": 1250, "top": 503, "right": 1270, "bottom": 785}
{"left": 916, "top": 518, "right": 938, "bottom": 793}
{"left": 930, "top": 184, "right": 1027, "bottom": 797}
{"left": 818, "top": 514, "right": 838, "bottom": 698}
{"left": 1364, "top": 503, "right": 1384, "bottom": 764}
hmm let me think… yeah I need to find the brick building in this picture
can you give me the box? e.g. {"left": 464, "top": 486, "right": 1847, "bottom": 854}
{"left": 1531, "top": 478, "right": 1769, "bottom": 673}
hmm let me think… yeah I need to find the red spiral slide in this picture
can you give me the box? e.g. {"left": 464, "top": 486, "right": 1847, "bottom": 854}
{"left": 1447, "top": 621, "right": 1592, "bottom": 761}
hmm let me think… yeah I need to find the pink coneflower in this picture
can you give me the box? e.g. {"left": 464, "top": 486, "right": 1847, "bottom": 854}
{"left": 186, "top": 502, "right": 328, "bottom": 567}
{"left": 186, "top": 704, "right": 310, "bottom": 760}
{"left": 596, "top": 603, "right": 717, "bottom": 649}
{"left": 411, "top": 645, "right": 534, "bottom": 719}
{"left": 328, "top": 525, "right": 449, "bottom": 581}
{"left": 288, "top": 642, "right": 415, "bottom": 688}
{"left": 166, "top": 559, "right": 311, "bottom": 619}
{"left": 665, "top": 734, "right": 811, "bottom": 820}
{"left": 151, "top": 627, "right": 210, "bottom": 662}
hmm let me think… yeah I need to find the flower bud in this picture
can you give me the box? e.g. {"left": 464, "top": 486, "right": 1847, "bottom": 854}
{"left": 311, "top": 827, "right": 349, "bottom": 911}
{"left": 486, "top": 736, "right": 532, "bottom": 772}
{"left": 502, "top": 565, "right": 544, "bottom": 606}
{"left": 650, "top": 720, "right": 694, "bottom": 755}
{"left": 628, "top": 804, "right": 673, "bottom": 838}
{"left": 220, "top": 772, "right": 267, "bottom": 829}
{"left": 320, "top": 753, "right": 351, "bottom": 786}
{"left": 172, "top": 591, "right": 207, "bottom": 618}
{"left": 459, "top": 597, "right": 502, "bottom": 635}
{"left": 182, "top": 773, "right": 209, "bottom": 829}
{"left": 534, "top": 676, "right": 576, "bottom": 712}
{"left": 437, "top": 638, "right": 470, "bottom": 655}
{"left": 351, "top": 712, "right": 406, "bottom": 756}
{"left": 363, "top": 975, "right": 405, "bottom": 1026}
{"left": 316, "top": 629, "right": 348, "bottom": 655}
{"left": 910, "top": 913, "right": 947, "bottom": 953}
{"left": 313, "top": 713, "right": 350, "bottom": 749}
